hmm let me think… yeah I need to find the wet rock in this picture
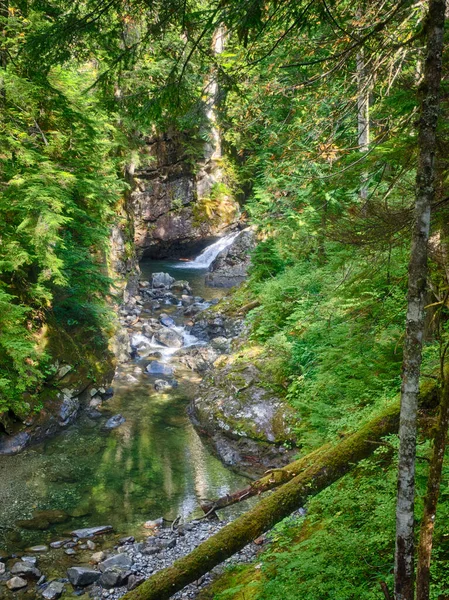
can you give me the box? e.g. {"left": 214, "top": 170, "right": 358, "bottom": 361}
{"left": 28, "top": 545, "right": 48, "bottom": 552}
{"left": 171, "top": 280, "right": 192, "bottom": 294}
{"left": 210, "top": 336, "right": 231, "bottom": 353}
{"left": 67, "top": 566, "right": 101, "bottom": 587}
{"left": 0, "top": 431, "right": 30, "bottom": 455}
{"left": 70, "top": 526, "right": 113, "bottom": 538}
{"left": 86, "top": 540, "right": 96, "bottom": 551}
{"left": 99, "top": 554, "right": 132, "bottom": 572}
{"left": 154, "top": 379, "right": 177, "bottom": 392}
{"left": 104, "top": 414, "right": 125, "bottom": 429}
{"left": 6, "top": 576, "right": 27, "bottom": 590}
{"left": 21, "top": 557, "right": 37, "bottom": 565}
{"left": 151, "top": 273, "right": 175, "bottom": 288}
{"left": 205, "top": 228, "right": 256, "bottom": 288}
{"left": 160, "top": 315, "right": 176, "bottom": 328}
{"left": 0, "top": 562, "right": 5, "bottom": 575}
{"left": 146, "top": 361, "right": 174, "bottom": 376}
{"left": 119, "top": 536, "right": 134, "bottom": 545}
{"left": 41, "top": 580, "right": 65, "bottom": 600}
{"left": 154, "top": 327, "right": 184, "bottom": 348}
{"left": 50, "top": 540, "right": 70, "bottom": 549}
{"left": 127, "top": 574, "right": 145, "bottom": 591}
{"left": 65, "top": 548, "right": 76, "bottom": 556}
{"left": 58, "top": 394, "right": 80, "bottom": 427}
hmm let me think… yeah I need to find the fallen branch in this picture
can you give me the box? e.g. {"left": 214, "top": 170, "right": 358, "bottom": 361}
{"left": 237, "top": 299, "right": 261, "bottom": 315}
{"left": 123, "top": 402, "right": 400, "bottom": 600}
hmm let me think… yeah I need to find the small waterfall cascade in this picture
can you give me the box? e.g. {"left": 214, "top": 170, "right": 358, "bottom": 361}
{"left": 176, "top": 230, "right": 240, "bottom": 270}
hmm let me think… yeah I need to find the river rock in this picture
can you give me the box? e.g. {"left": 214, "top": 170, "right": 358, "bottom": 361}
{"left": 91, "top": 552, "right": 105, "bottom": 564}
{"left": 67, "top": 566, "right": 100, "bottom": 587}
{"left": 70, "top": 525, "right": 113, "bottom": 538}
{"left": 0, "top": 562, "right": 5, "bottom": 575}
{"left": 104, "top": 414, "right": 125, "bottom": 429}
{"left": 50, "top": 539, "right": 70, "bottom": 549}
{"left": 154, "top": 379, "right": 177, "bottom": 392}
{"left": 160, "top": 315, "right": 176, "bottom": 328}
{"left": 99, "top": 554, "right": 132, "bottom": 571}
{"left": 154, "top": 327, "right": 184, "bottom": 348}
{"left": 146, "top": 361, "right": 174, "bottom": 376}
{"left": 151, "top": 272, "right": 175, "bottom": 288}
{"left": 58, "top": 393, "right": 80, "bottom": 427}
{"left": 42, "top": 580, "right": 65, "bottom": 600}
{"left": 205, "top": 228, "right": 256, "bottom": 288}
{"left": 6, "top": 576, "right": 27, "bottom": 590}
{"left": 28, "top": 545, "right": 48, "bottom": 552}
{"left": 0, "top": 431, "right": 30, "bottom": 455}
{"left": 11, "top": 561, "right": 41, "bottom": 579}
{"left": 171, "top": 280, "right": 192, "bottom": 294}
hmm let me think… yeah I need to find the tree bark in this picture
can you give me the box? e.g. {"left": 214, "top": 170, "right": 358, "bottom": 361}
{"left": 416, "top": 378, "right": 449, "bottom": 600}
{"left": 394, "top": 1, "right": 446, "bottom": 598}
{"left": 123, "top": 403, "right": 400, "bottom": 600}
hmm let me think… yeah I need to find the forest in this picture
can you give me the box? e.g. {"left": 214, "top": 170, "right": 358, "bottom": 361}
{"left": 0, "top": 0, "right": 448, "bottom": 599}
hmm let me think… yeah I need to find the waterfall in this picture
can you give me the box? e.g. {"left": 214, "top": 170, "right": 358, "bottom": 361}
{"left": 175, "top": 231, "right": 240, "bottom": 270}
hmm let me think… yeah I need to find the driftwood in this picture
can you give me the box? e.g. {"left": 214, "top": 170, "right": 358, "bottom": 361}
{"left": 123, "top": 402, "right": 400, "bottom": 600}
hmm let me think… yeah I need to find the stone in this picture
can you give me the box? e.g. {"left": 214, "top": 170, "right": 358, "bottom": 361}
{"left": 143, "top": 517, "right": 164, "bottom": 530}
{"left": 0, "top": 562, "right": 5, "bottom": 574}
{"left": 119, "top": 536, "right": 135, "bottom": 545}
{"left": 91, "top": 552, "right": 106, "bottom": 564}
{"left": 50, "top": 539, "right": 71, "bottom": 549}
{"left": 86, "top": 540, "right": 96, "bottom": 551}
{"left": 146, "top": 361, "right": 174, "bottom": 377}
{"left": 58, "top": 394, "right": 80, "bottom": 427}
{"left": 99, "top": 568, "right": 130, "bottom": 588}
{"left": 159, "top": 315, "right": 176, "bottom": 328}
{"left": 127, "top": 574, "right": 145, "bottom": 591}
{"left": 64, "top": 548, "right": 76, "bottom": 556}
{"left": 151, "top": 272, "right": 175, "bottom": 289}
{"left": 154, "top": 379, "right": 176, "bottom": 392}
{"left": 21, "top": 556, "right": 37, "bottom": 565}
{"left": 42, "top": 581, "right": 65, "bottom": 600}
{"left": 67, "top": 566, "right": 101, "bottom": 587}
{"left": 99, "top": 554, "right": 132, "bottom": 572}
{"left": 154, "top": 327, "right": 184, "bottom": 348}
{"left": 205, "top": 228, "right": 256, "bottom": 288}
{"left": 104, "top": 414, "right": 125, "bottom": 429}
{"left": 28, "top": 545, "right": 48, "bottom": 552}
{"left": 0, "top": 431, "right": 30, "bottom": 455}
{"left": 56, "top": 364, "right": 72, "bottom": 379}
{"left": 6, "top": 576, "right": 27, "bottom": 590}
{"left": 70, "top": 526, "right": 113, "bottom": 538}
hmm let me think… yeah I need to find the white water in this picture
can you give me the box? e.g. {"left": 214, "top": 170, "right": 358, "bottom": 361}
{"left": 175, "top": 230, "right": 240, "bottom": 270}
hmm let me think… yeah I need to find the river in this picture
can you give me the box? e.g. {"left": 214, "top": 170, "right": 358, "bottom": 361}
{"left": 0, "top": 234, "right": 247, "bottom": 558}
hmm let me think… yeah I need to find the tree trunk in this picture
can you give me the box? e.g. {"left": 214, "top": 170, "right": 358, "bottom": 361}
{"left": 0, "top": 0, "right": 8, "bottom": 102}
{"left": 394, "top": 1, "right": 446, "bottom": 598}
{"left": 123, "top": 403, "right": 400, "bottom": 600}
{"left": 416, "top": 377, "right": 449, "bottom": 600}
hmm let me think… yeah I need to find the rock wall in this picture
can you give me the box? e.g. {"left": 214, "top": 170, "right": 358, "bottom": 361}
{"left": 130, "top": 131, "right": 239, "bottom": 259}
{"left": 205, "top": 228, "right": 256, "bottom": 288}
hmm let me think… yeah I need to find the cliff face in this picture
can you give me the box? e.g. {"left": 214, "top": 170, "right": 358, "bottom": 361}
{"left": 130, "top": 131, "right": 240, "bottom": 259}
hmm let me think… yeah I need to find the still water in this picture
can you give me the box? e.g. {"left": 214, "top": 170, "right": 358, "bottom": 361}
{"left": 0, "top": 256, "right": 247, "bottom": 554}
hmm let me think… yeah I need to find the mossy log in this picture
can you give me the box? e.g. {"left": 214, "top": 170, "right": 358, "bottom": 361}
{"left": 123, "top": 402, "right": 400, "bottom": 600}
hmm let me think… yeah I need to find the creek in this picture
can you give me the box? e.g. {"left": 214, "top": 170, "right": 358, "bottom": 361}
{"left": 0, "top": 233, "right": 247, "bottom": 558}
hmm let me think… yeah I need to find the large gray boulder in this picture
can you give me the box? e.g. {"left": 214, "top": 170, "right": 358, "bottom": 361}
{"left": 154, "top": 327, "right": 184, "bottom": 348}
{"left": 205, "top": 229, "right": 256, "bottom": 288}
{"left": 151, "top": 272, "right": 175, "bottom": 289}
{"left": 67, "top": 567, "right": 100, "bottom": 587}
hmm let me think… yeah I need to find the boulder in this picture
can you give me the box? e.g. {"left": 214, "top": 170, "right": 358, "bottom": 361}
{"left": 160, "top": 315, "right": 176, "bottom": 328}
{"left": 99, "top": 554, "right": 132, "bottom": 571}
{"left": 0, "top": 431, "right": 30, "bottom": 455}
{"left": 146, "top": 361, "right": 174, "bottom": 376}
{"left": 153, "top": 328, "right": 184, "bottom": 348}
{"left": 90, "top": 552, "right": 105, "bottom": 564}
{"left": 205, "top": 228, "right": 256, "bottom": 288}
{"left": 151, "top": 272, "right": 175, "bottom": 288}
{"left": 42, "top": 581, "right": 65, "bottom": 600}
{"left": 6, "top": 577, "right": 27, "bottom": 590}
{"left": 58, "top": 394, "right": 80, "bottom": 427}
{"left": 10, "top": 561, "right": 41, "bottom": 579}
{"left": 104, "top": 414, "right": 125, "bottom": 429}
{"left": 99, "top": 568, "right": 130, "bottom": 588}
{"left": 67, "top": 566, "right": 100, "bottom": 587}
{"left": 70, "top": 525, "right": 113, "bottom": 538}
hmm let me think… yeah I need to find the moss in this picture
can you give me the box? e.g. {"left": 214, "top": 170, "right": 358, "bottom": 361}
{"left": 197, "top": 565, "right": 262, "bottom": 600}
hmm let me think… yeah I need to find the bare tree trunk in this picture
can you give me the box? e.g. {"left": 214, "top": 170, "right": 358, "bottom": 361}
{"left": 394, "top": 1, "right": 446, "bottom": 598}
{"left": 123, "top": 404, "right": 400, "bottom": 600}
{"left": 0, "top": 0, "right": 8, "bottom": 102}
{"left": 416, "top": 376, "right": 449, "bottom": 600}
{"left": 356, "top": 45, "right": 370, "bottom": 203}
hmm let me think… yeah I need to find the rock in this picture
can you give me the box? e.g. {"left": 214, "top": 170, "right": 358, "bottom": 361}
{"left": 99, "top": 554, "right": 132, "bottom": 572}
{"left": 146, "top": 361, "right": 174, "bottom": 377}
{"left": 171, "top": 280, "right": 192, "bottom": 293}
{"left": 21, "top": 556, "right": 37, "bottom": 565}
{"left": 64, "top": 548, "right": 76, "bottom": 556}
{"left": 99, "top": 568, "right": 130, "bottom": 588}
{"left": 50, "top": 539, "right": 70, "bottom": 549}
{"left": 91, "top": 552, "right": 106, "bottom": 564}
{"left": 58, "top": 394, "right": 80, "bottom": 427}
{"left": 151, "top": 272, "right": 175, "bottom": 288}
{"left": 119, "top": 536, "right": 134, "bottom": 545}
{"left": 153, "top": 327, "right": 184, "bottom": 348}
{"left": 6, "top": 576, "right": 27, "bottom": 590}
{"left": 0, "top": 431, "right": 30, "bottom": 455}
{"left": 67, "top": 566, "right": 101, "bottom": 587}
{"left": 127, "top": 574, "right": 145, "bottom": 591}
{"left": 143, "top": 517, "right": 164, "bottom": 530}
{"left": 0, "top": 562, "right": 5, "bottom": 575}
{"left": 70, "top": 525, "right": 113, "bottom": 538}
{"left": 210, "top": 336, "right": 231, "bottom": 353}
{"left": 154, "top": 379, "right": 176, "bottom": 392}
{"left": 86, "top": 540, "right": 96, "bottom": 551}
{"left": 41, "top": 580, "right": 65, "bottom": 600}
{"left": 181, "top": 294, "right": 194, "bottom": 306}
{"left": 56, "top": 364, "right": 72, "bottom": 379}
{"left": 205, "top": 228, "right": 256, "bottom": 288}
{"left": 28, "top": 545, "right": 48, "bottom": 552}
{"left": 104, "top": 414, "right": 125, "bottom": 429}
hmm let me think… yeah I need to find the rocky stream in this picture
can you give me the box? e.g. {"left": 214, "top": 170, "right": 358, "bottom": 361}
{"left": 0, "top": 231, "right": 269, "bottom": 600}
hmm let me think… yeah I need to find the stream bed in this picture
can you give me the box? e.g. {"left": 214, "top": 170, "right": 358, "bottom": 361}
{"left": 0, "top": 237, "right": 248, "bottom": 560}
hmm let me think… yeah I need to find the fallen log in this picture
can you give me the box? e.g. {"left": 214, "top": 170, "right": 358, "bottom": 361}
{"left": 123, "top": 402, "right": 400, "bottom": 600}
{"left": 200, "top": 443, "right": 332, "bottom": 515}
